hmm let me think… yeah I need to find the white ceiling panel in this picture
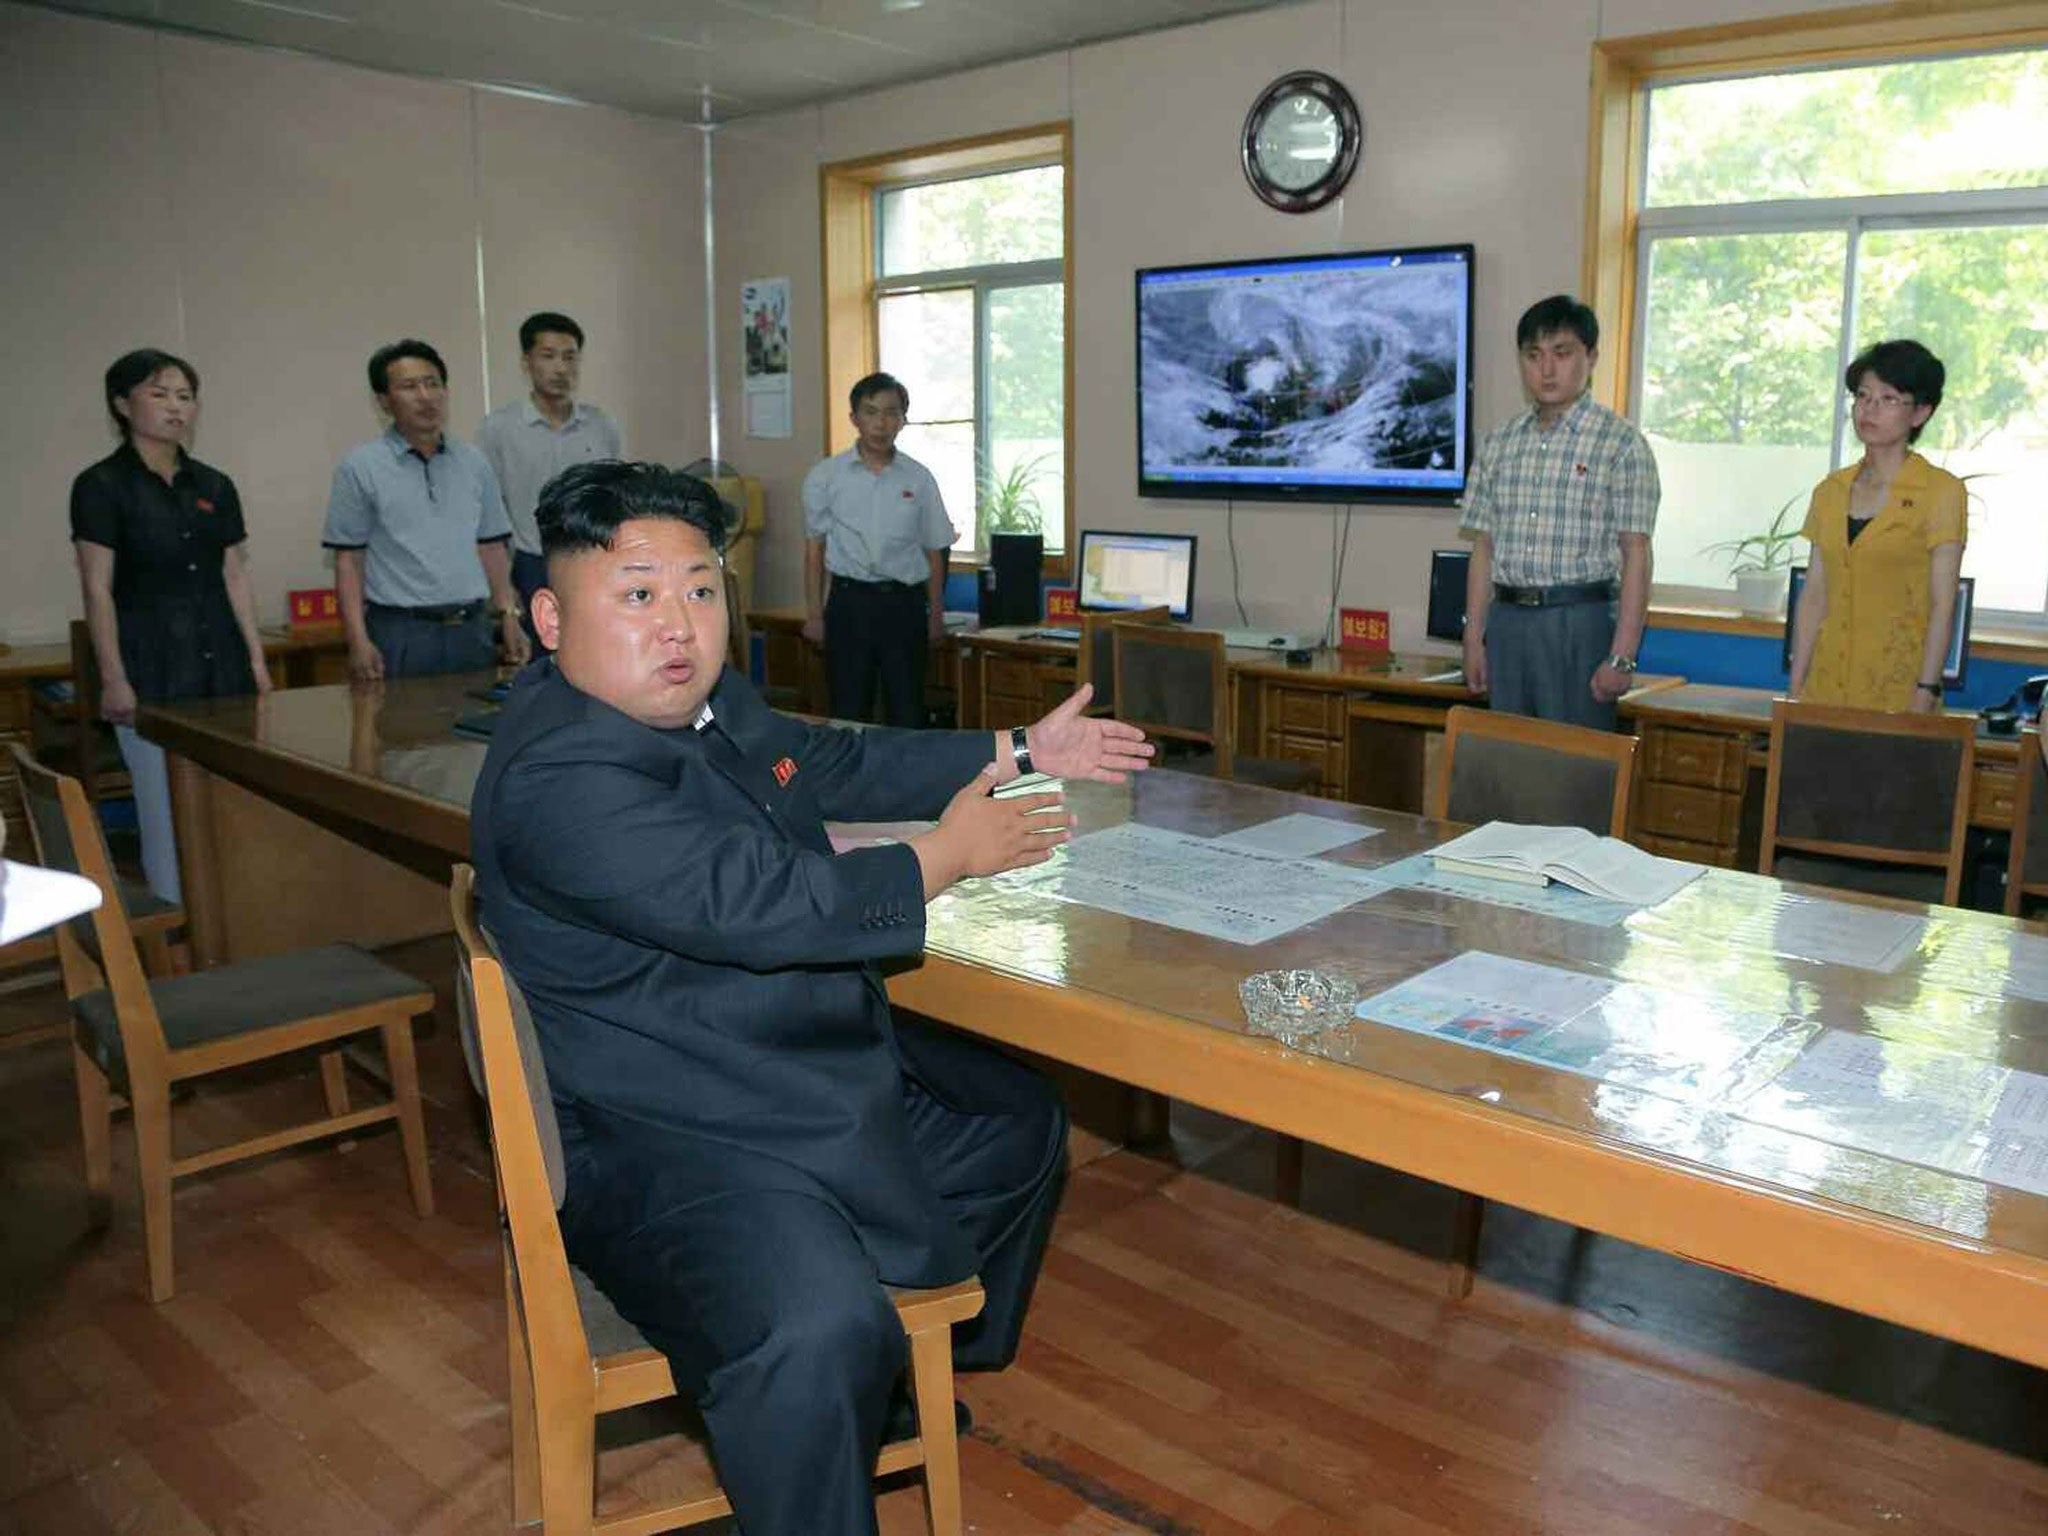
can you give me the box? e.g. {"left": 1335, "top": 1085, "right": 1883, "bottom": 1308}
{"left": 22, "top": 0, "right": 1308, "bottom": 120}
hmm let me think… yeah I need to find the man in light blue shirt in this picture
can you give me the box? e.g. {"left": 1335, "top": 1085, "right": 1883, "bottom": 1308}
{"left": 801, "top": 372, "right": 954, "bottom": 727}
{"left": 323, "top": 339, "right": 530, "bottom": 680}
{"left": 477, "top": 311, "right": 625, "bottom": 633}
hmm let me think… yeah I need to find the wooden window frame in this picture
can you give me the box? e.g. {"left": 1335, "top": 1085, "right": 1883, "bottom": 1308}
{"left": 1584, "top": 2, "right": 2048, "bottom": 638}
{"left": 820, "top": 123, "right": 1074, "bottom": 574}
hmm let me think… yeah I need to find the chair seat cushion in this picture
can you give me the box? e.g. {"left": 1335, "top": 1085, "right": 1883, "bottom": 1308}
{"left": 574, "top": 1263, "right": 653, "bottom": 1357}
{"left": 116, "top": 875, "right": 182, "bottom": 929}
{"left": 1155, "top": 746, "right": 1318, "bottom": 793}
{"left": 74, "top": 943, "right": 431, "bottom": 1090}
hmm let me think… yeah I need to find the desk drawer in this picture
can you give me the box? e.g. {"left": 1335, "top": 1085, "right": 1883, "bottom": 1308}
{"left": 1264, "top": 732, "right": 1344, "bottom": 793}
{"left": 1637, "top": 781, "right": 1742, "bottom": 848}
{"left": 1973, "top": 762, "right": 2017, "bottom": 829}
{"left": 984, "top": 657, "right": 1045, "bottom": 698}
{"left": 1266, "top": 685, "right": 1341, "bottom": 741}
{"left": 1635, "top": 830, "right": 1742, "bottom": 869}
{"left": 1642, "top": 726, "right": 1747, "bottom": 791}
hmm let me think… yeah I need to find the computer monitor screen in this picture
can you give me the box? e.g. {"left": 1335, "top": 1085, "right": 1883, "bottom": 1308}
{"left": 1783, "top": 566, "right": 1974, "bottom": 689}
{"left": 1427, "top": 549, "right": 1469, "bottom": 642}
{"left": 1076, "top": 530, "right": 1197, "bottom": 621}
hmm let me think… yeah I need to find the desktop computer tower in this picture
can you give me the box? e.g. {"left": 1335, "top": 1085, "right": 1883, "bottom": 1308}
{"left": 978, "top": 532, "right": 1043, "bottom": 626}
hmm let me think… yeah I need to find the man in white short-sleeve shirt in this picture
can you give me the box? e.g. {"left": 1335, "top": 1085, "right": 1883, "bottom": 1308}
{"left": 801, "top": 371, "right": 953, "bottom": 728}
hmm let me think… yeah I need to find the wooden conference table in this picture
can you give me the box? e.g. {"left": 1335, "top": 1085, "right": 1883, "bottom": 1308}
{"left": 141, "top": 674, "right": 2048, "bottom": 1373}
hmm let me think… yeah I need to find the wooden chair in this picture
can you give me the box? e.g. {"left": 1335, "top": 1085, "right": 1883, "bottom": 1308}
{"left": 1076, "top": 605, "right": 1169, "bottom": 715}
{"left": 13, "top": 750, "right": 434, "bottom": 1302}
{"left": 1760, "top": 699, "right": 1974, "bottom": 908}
{"left": 449, "top": 866, "right": 985, "bottom": 1536}
{"left": 1429, "top": 705, "right": 1638, "bottom": 836}
{"left": 1111, "top": 624, "right": 1317, "bottom": 792}
{"left": 67, "top": 618, "right": 134, "bottom": 805}
{"left": 2006, "top": 728, "right": 2048, "bottom": 918}
{"left": 723, "top": 566, "right": 751, "bottom": 681}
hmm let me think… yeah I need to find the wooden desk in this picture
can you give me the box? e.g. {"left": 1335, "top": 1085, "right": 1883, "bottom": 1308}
{"left": 134, "top": 683, "right": 2048, "bottom": 1375}
{"left": 1623, "top": 683, "right": 2021, "bottom": 869}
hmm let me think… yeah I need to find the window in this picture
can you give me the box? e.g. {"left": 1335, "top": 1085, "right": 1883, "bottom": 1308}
{"left": 1591, "top": 22, "right": 2048, "bottom": 619}
{"left": 819, "top": 126, "right": 1071, "bottom": 565}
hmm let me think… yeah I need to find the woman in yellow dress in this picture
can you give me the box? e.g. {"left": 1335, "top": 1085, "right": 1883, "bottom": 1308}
{"left": 1789, "top": 339, "right": 1966, "bottom": 713}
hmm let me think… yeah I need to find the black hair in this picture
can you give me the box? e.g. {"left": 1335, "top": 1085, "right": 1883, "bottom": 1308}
{"left": 1846, "top": 339, "right": 1945, "bottom": 444}
{"left": 849, "top": 371, "right": 910, "bottom": 416}
{"left": 367, "top": 339, "right": 448, "bottom": 395}
{"left": 520, "top": 311, "right": 585, "bottom": 353}
{"left": 104, "top": 349, "right": 198, "bottom": 438}
{"left": 1515, "top": 295, "right": 1600, "bottom": 353}
{"left": 537, "top": 461, "right": 729, "bottom": 559}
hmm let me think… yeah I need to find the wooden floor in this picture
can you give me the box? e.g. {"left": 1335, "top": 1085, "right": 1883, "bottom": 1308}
{"left": 6, "top": 939, "right": 2048, "bottom": 1534}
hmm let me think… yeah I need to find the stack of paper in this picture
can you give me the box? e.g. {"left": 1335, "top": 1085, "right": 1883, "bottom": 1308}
{"left": 1428, "top": 822, "right": 1702, "bottom": 908}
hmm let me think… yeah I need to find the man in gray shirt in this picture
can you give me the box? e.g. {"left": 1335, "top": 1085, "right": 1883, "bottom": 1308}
{"left": 802, "top": 372, "right": 953, "bottom": 727}
{"left": 322, "top": 339, "right": 530, "bottom": 680}
{"left": 477, "top": 311, "right": 625, "bottom": 634}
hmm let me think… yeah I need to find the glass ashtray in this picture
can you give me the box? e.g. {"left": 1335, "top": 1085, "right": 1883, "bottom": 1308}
{"left": 1239, "top": 969, "right": 1358, "bottom": 1048}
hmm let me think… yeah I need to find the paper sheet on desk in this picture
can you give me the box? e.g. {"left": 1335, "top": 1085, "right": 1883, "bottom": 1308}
{"left": 998, "top": 821, "right": 1385, "bottom": 944}
{"left": 1206, "top": 813, "right": 1381, "bottom": 859}
{"left": 0, "top": 858, "right": 101, "bottom": 945}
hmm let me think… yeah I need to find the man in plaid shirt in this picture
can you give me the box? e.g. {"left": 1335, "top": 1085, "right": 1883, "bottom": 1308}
{"left": 1459, "top": 296, "right": 1659, "bottom": 730}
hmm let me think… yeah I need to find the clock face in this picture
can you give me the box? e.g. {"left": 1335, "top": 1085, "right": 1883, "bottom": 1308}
{"left": 1255, "top": 92, "right": 1341, "bottom": 191}
{"left": 1241, "top": 71, "right": 1361, "bottom": 213}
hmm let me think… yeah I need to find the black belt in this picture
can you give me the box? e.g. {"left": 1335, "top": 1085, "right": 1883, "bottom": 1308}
{"left": 830, "top": 577, "right": 923, "bottom": 594}
{"left": 368, "top": 600, "right": 486, "bottom": 625}
{"left": 1492, "top": 579, "right": 1617, "bottom": 608}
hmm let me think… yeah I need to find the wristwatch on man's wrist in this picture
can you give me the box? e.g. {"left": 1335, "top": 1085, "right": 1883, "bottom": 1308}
{"left": 1009, "top": 725, "right": 1033, "bottom": 776}
{"left": 1605, "top": 654, "right": 1638, "bottom": 674}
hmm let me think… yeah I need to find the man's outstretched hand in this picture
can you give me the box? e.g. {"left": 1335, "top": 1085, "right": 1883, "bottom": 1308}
{"left": 1021, "top": 686, "right": 1154, "bottom": 783}
{"left": 912, "top": 765, "right": 1072, "bottom": 897}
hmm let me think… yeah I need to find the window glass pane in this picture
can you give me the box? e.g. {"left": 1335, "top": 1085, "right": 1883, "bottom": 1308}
{"left": 1854, "top": 223, "right": 2048, "bottom": 613}
{"left": 1639, "top": 231, "right": 1845, "bottom": 589}
{"left": 1646, "top": 50, "right": 2048, "bottom": 208}
{"left": 879, "top": 165, "right": 1063, "bottom": 275}
{"left": 983, "top": 284, "right": 1065, "bottom": 554}
{"left": 895, "top": 422, "right": 976, "bottom": 554}
{"left": 878, "top": 288, "right": 977, "bottom": 552}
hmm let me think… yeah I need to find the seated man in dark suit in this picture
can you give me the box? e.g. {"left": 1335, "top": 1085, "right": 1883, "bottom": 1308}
{"left": 470, "top": 460, "right": 1151, "bottom": 1536}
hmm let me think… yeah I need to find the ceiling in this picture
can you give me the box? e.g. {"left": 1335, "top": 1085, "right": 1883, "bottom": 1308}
{"left": 29, "top": 0, "right": 1298, "bottom": 122}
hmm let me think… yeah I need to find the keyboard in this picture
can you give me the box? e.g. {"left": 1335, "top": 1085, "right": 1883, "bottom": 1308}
{"left": 1021, "top": 627, "right": 1081, "bottom": 642}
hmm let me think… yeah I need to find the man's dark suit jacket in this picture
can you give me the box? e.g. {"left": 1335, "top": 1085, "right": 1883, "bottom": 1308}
{"left": 470, "top": 659, "right": 997, "bottom": 1286}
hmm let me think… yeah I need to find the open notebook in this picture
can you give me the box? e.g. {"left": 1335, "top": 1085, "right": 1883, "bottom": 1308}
{"left": 1428, "top": 822, "right": 1702, "bottom": 908}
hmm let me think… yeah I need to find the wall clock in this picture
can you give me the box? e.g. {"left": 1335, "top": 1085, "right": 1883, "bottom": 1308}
{"left": 1241, "top": 70, "right": 1362, "bottom": 214}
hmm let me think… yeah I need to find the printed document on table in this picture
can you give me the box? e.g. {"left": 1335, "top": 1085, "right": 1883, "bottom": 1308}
{"left": 1354, "top": 951, "right": 1616, "bottom": 1052}
{"left": 999, "top": 821, "right": 1385, "bottom": 945}
{"left": 1206, "top": 813, "right": 1382, "bottom": 860}
{"left": 1367, "top": 853, "right": 1640, "bottom": 929}
{"left": 1726, "top": 892, "right": 1927, "bottom": 973}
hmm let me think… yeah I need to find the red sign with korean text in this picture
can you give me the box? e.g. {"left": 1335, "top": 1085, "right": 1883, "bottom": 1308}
{"left": 1338, "top": 607, "right": 1390, "bottom": 653}
{"left": 289, "top": 588, "right": 340, "bottom": 627}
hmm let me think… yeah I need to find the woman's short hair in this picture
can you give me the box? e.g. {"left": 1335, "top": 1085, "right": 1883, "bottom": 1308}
{"left": 1846, "top": 339, "right": 1945, "bottom": 443}
{"left": 104, "top": 348, "right": 198, "bottom": 438}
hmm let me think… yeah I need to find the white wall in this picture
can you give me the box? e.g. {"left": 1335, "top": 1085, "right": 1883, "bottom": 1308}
{"left": 0, "top": 2, "right": 707, "bottom": 642}
{"left": 710, "top": 0, "right": 1873, "bottom": 647}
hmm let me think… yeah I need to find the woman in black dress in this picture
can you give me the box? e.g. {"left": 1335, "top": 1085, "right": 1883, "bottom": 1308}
{"left": 71, "top": 349, "right": 270, "bottom": 904}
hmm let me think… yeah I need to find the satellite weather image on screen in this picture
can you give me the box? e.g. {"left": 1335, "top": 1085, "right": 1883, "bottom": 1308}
{"left": 1137, "top": 244, "right": 1473, "bottom": 503}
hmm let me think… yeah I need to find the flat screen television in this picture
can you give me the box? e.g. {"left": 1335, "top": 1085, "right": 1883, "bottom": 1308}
{"left": 1783, "top": 565, "right": 1974, "bottom": 689}
{"left": 1136, "top": 242, "right": 1475, "bottom": 504}
{"left": 1076, "top": 530, "right": 1197, "bottom": 621}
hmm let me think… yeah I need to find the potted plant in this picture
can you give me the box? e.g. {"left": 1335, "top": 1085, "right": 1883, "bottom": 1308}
{"left": 1702, "top": 492, "right": 1806, "bottom": 618}
{"left": 976, "top": 451, "right": 1053, "bottom": 547}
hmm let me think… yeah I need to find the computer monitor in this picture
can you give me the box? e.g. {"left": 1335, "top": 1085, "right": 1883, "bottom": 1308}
{"left": 1076, "top": 530, "right": 1197, "bottom": 621}
{"left": 1427, "top": 549, "right": 1469, "bottom": 643}
{"left": 1783, "top": 566, "right": 1974, "bottom": 690}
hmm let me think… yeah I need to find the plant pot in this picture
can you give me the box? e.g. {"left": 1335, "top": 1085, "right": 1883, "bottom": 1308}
{"left": 1735, "top": 567, "right": 1790, "bottom": 620}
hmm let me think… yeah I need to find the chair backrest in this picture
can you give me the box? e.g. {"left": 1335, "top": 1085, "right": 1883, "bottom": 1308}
{"left": 1112, "top": 624, "right": 1231, "bottom": 776}
{"left": 2006, "top": 727, "right": 2048, "bottom": 916}
{"left": 8, "top": 742, "right": 166, "bottom": 1076}
{"left": 1430, "top": 706, "right": 1637, "bottom": 836}
{"left": 1760, "top": 699, "right": 1975, "bottom": 906}
{"left": 1077, "top": 606, "right": 1170, "bottom": 712}
{"left": 449, "top": 866, "right": 596, "bottom": 1398}
{"left": 68, "top": 620, "right": 108, "bottom": 804}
